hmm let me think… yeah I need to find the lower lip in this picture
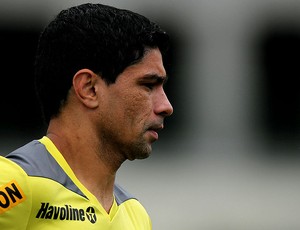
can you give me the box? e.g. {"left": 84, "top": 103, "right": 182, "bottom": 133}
{"left": 148, "top": 130, "right": 158, "bottom": 140}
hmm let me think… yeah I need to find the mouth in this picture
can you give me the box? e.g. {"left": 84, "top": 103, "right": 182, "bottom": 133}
{"left": 147, "top": 124, "right": 164, "bottom": 141}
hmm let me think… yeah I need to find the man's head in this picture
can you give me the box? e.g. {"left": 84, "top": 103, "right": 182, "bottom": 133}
{"left": 34, "top": 3, "right": 170, "bottom": 124}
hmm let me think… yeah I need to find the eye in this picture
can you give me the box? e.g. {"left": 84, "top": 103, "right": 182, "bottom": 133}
{"left": 143, "top": 83, "right": 155, "bottom": 90}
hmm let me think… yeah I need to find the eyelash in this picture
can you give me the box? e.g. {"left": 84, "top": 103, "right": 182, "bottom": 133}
{"left": 144, "top": 83, "right": 155, "bottom": 90}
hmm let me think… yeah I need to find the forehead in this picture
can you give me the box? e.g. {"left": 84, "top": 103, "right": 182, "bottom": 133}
{"left": 118, "top": 48, "right": 166, "bottom": 81}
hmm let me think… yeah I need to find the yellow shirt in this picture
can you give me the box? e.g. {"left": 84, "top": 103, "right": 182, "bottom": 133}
{"left": 0, "top": 136, "right": 152, "bottom": 229}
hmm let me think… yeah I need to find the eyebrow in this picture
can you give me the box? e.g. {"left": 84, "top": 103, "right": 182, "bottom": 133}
{"left": 140, "top": 74, "right": 169, "bottom": 84}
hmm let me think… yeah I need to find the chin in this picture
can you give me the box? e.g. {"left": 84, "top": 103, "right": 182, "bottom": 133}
{"left": 136, "top": 152, "right": 151, "bottom": 160}
{"left": 127, "top": 144, "right": 152, "bottom": 161}
{"left": 125, "top": 138, "right": 152, "bottom": 161}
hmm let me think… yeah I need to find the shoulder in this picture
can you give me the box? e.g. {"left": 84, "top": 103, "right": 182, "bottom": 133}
{"left": 114, "top": 184, "right": 152, "bottom": 228}
{"left": 5, "top": 140, "right": 49, "bottom": 175}
{"left": 5, "top": 138, "right": 87, "bottom": 198}
{"left": 0, "top": 155, "right": 29, "bottom": 185}
{"left": 114, "top": 183, "right": 136, "bottom": 205}
{"left": 0, "top": 140, "right": 45, "bottom": 197}
{"left": 0, "top": 156, "right": 32, "bottom": 227}
{"left": 114, "top": 183, "right": 148, "bottom": 212}
{"left": 0, "top": 139, "right": 50, "bottom": 217}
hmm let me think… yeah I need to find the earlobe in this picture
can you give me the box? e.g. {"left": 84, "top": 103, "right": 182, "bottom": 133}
{"left": 72, "top": 69, "right": 99, "bottom": 109}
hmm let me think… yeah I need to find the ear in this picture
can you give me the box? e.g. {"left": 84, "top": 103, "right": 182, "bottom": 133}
{"left": 72, "top": 69, "right": 100, "bottom": 109}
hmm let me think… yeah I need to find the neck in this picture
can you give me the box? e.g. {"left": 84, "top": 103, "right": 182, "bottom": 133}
{"left": 46, "top": 119, "right": 125, "bottom": 213}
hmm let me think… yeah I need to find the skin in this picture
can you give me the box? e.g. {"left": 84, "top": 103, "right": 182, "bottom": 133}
{"left": 46, "top": 48, "right": 173, "bottom": 213}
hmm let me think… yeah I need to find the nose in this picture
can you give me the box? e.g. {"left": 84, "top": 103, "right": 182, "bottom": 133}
{"left": 154, "top": 89, "right": 173, "bottom": 117}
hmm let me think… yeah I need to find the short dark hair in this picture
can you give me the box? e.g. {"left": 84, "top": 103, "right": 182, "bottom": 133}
{"left": 34, "top": 3, "right": 170, "bottom": 124}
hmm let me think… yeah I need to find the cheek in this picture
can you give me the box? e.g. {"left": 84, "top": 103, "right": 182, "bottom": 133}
{"left": 124, "top": 93, "right": 152, "bottom": 124}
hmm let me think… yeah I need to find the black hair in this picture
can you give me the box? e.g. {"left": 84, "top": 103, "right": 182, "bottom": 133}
{"left": 34, "top": 3, "right": 170, "bottom": 124}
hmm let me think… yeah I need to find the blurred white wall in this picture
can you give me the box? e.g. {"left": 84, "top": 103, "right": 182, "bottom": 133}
{"left": 1, "top": 0, "right": 300, "bottom": 229}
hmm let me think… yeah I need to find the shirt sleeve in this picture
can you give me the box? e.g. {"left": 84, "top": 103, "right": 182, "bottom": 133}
{"left": 0, "top": 156, "right": 32, "bottom": 229}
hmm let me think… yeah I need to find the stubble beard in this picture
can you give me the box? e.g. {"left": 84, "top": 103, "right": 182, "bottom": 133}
{"left": 125, "top": 136, "right": 152, "bottom": 161}
{"left": 100, "top": 130, "right": 152, "bottom": 162}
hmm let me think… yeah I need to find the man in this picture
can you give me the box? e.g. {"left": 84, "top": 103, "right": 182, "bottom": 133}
{"left": 0, "top": 3, "right": 173, "bottom": 229}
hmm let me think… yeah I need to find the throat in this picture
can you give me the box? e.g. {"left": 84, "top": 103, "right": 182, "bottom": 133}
{"left": 75, "top": 167, "right": 116, "bottom": 213}
{"left": 97, "top": 193, "right": 115, "bottom": 214}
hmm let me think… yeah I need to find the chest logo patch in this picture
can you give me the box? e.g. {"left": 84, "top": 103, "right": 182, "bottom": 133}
{"left": 0, "top": 180, "right": 26, "bottom": 214}
{"left": 86, "top": 206, "right": 97, "bottom": 224}
{"left": 36, "top": 203, "right": 97, "bottom": 224}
